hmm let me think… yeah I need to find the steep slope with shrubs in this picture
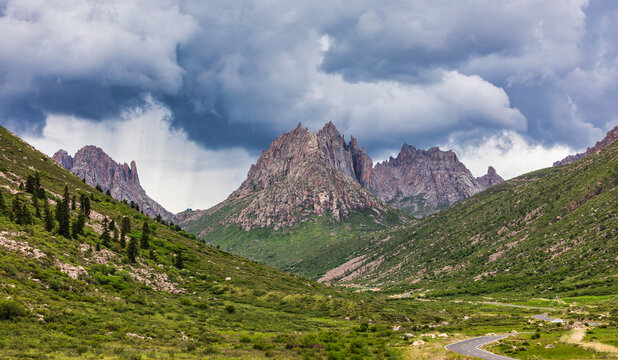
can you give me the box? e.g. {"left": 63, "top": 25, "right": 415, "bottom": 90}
{"left": 0, "top": 125, "right": 425, "bottom": 359}
{"left": 323, "top": 141, "right": 617, "bottom": 297}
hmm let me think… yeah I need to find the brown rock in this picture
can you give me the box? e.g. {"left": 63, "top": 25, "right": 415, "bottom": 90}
{"left": 476, "top": 166, "right": 505, "bottom": 190}
{"left": 53, "top": 146, "right": 172, "bottom": 220}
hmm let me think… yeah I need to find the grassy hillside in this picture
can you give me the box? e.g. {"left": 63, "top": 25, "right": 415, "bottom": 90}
{"left": 325, "top": 140, "right": 618, "bottom": 297}
{"left": 176, "top": 195, "right": 405, "bottom": 278}
{"left": 0, "top": 126, "right": 426, "bottom": 359}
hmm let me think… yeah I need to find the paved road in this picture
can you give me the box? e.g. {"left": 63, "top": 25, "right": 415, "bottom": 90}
{"left": 482, "top": 301, "right": 560, "bottom": 311}
{"left": 445, "top": 334, "right": 516, "bottom": 360}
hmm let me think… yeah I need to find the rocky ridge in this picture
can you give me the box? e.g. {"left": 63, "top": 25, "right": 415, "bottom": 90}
{"left": 176, "top": 122, "right": 503, "bottom": 233}
{"left": 53, "top": 146, "right": 172, "bottom": 220}
{"left": 176, "top": 123, "right": 394, "bottom": 233}
{"left": 476, "top": 166, "right": 505, "bottom": 190}
{"left": 553, "top": 125, "right": 618, "bottom": 167}
{"left": 364, "top": 144, "right": 498, "bottom": 217}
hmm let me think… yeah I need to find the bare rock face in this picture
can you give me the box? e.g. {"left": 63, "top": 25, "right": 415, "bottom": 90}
{"left": 366, "top": 144, "right": 486, "bottom": 217}
{"left": 53, "top": 146, "right": 172, "bottom": 220}
{"left": 52, "top": 149, "right": 73, "bottom": 170}
{"left": 554, "top": 125, "right": 618, "bottom": 166}
{"left": 175, "top": 122, "right": 504, "bottom": 233}
{"left": 476, "top": 166, "right": 505, "bottom": 190}
{"left": 206, "top": 122, "right": 391, "bottom": 231}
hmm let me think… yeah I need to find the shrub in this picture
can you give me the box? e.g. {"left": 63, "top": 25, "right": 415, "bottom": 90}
{"left": 0, "top": 300, "right": 26, "bottom": 320}
{"left": 225, "top": 305, "right": 236, "bottom": 314}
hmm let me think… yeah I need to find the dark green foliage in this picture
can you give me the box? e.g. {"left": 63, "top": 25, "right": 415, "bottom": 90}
{"left": 0, "top": 189, "right": 5, "bottom": 214}
{"left": 0, "top": 300, "right": 26, "bottom": 320}
{"left": 225, "top": 305, "right": 236, "bottom": 314}
{"left": 140, "top": 220, "right": 150, "bottom": 249}
{"left": 80, "top": 193, "right": 91, "bottom": 218}
{"left": 95, "top": 184, "right": 103, "bottom": 192}
{"left": 11, "top": 195, "right": 32, "bottom": 225}
{"left": 101, "top": 217, "right": 111, "bottom": 247}
{"left": 72, "top": 212, "right": 85, "bottom": 238}
{"left": 31, "top": 196, "right": 41, "bottom": 218}
{"left": 127, "top": 238, "right": 138, "bottom": 263}
{"left": 105, "top": 189, "right": 111, "bottom": 196}
{"left": 174, "top": 250, "right": 184, "bottom": 269}
{"left": 71, "top": 195, "right": 76, "bottom": 210}
{"left": 44, "top": 200, "right": 54, "bottom": 232}
{"left": 56, "top": 186, "right": 71, "bottom": 238}
{"left": 129, "top": 200, "right": 140, "bottom": 212}
{"left": 120, "top": 216, "right": 130, "bottom": 248}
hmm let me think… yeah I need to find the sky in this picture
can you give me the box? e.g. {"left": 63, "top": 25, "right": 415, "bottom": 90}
{"left": 1, "top": 0, "right": 617, "bottom": 213}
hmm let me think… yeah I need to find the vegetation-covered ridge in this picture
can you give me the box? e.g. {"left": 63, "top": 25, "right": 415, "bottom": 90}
{"left": 325, "top": 140, "right": 617, "bottom": 297}
{"left": 0, "top": 125, "right": 426, "bottom": 359}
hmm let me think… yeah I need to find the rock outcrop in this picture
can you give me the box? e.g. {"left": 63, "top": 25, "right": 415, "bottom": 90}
{"left": 553, "top": 125, "right": 618, "bottom": 167}
{"left": 53, "top": 146, "right": 172, "bottom": 220}
{"left": 175, "top": 122, "right": 504, "bottom": 233}
{"left": 177, "top": 123, "right": 394, "bottom": 232}
{"left": 365, "top": 145, "right": 487, "bottom": 217}
{"left": 476, "top": 166, "right": 505, "bottom": 190}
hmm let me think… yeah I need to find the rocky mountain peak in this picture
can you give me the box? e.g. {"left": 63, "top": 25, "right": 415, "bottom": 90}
{"left": 53, "top": 146, "right": 172, "bottom": 220}
{"left": 476, "top": 166, "right": 505, "bottom": 190}
{"left": 52, "top": 149, "right": 73, "bottom": 169}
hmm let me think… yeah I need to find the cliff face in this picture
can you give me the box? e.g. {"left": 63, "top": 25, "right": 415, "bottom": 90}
{"left": 366, "top": 145, "right": 488, "bottom": 217}
{"left": 476, "top": 166, "right": 505, "bottom": 190}
{"left": 53, "top": 146, "right": 172, "bottom": 220}
{"left": 202, "top": 123, "right": 392, "bottom": 231}
{"left": 553, "top": 125, "right": 618, "bottom": 167}
{"left": 175, "top": 122, "right": 504, "bottom": 233}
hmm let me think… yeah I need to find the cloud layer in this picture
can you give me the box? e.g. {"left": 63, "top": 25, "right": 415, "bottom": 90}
{"left": 2, "top": 0, "right": 618, "bottom": 209}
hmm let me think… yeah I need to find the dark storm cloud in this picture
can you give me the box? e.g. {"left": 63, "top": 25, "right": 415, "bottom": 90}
{"left": 1, "top": 0, "right": 617, "bottom": 154}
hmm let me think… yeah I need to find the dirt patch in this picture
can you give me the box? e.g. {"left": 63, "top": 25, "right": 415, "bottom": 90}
{"left": 318, "top": 255, "right": 366, "bottom": 283}
{"left": 340, "top": 256, "right": 384, "bottom": 282}
{"left": 561, "top": 327, "right": 618, "bottom": 355}
{"left": 488, "top": 249, "right": 505, "bottom": 263}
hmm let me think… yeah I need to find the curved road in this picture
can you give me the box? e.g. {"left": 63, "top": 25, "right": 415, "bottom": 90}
{"left": 445, "top": 334, "right": 516, "bottom": 360}
{"left": 445, "top": 303, "right": 603, "bottom": 359}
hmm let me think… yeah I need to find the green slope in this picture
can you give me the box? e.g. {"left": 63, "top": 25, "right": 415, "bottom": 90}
{"left": 326, "top": 141, "right": 618, "bottom": 297}
{"left": 0, "top": 126, "right": 418, "bottom": 359}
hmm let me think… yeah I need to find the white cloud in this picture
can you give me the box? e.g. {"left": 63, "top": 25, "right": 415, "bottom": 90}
{"left": 442, "top": 131, "right": 574, "bottom": 179}
{"left": 0, "top": 0, "right": 198, "bottom": 94}
{"left": 24, "top": 98, "right": 255, "bottom": 213}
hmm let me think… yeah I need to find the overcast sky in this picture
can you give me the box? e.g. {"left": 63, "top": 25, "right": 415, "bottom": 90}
{"left": 2, "top": 0, "right": 617, "bottom": 213}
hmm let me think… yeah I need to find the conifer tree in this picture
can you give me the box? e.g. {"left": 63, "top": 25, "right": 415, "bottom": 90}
{"left": 80, "top": 194, "right": 91, "bottom": 218}
{"left": 140, "top": 220, "right": 150, "bottom": 249}
{"left": 101, "top": 217, "right": 111, "bottom": 247}
{"left": 32, "top": 196, "right": 41, "bottom": 218}
{"left": 56, "top": 186, "right": 71, "bottom": 238}
{"left": 44, "top": 201, "right": 54, "bottom": 232}
{"left": 71, "top": 212, "right": 85, "bottom": 238}
{"left": 174, "top": 251, "right": 184, "bottom": 269}
{"left": 71, "top": 195, "right": 76, "bottom": 210}
{"left": 0, "top": 189, "right": 6, "bottom": 215}
{"left": 25, "top": 175, "right": 36, "bottom": 194}
{"left": 120, "top": 216, "right": 131, "bottom": 248}
{"left": 127, "top": 238, "right": 138, "bottom": 263}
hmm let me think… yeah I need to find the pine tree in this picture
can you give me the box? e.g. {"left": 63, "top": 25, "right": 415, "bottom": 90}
{"left": 80, "top": 194, "right": 91, "bottom": 219}
{"left": 0, "top": 189, "right": 6, "bottom": 215}
{"left": 44, "top": 201, "right": 54, "bottom": 232}
{"left": 113, "top": 228, "right": 119, "bottom": 244}
{"left": 10, "top": 194, "right": 20, "bottom": 222}
{"left": 56, "top": 186, "right": 71, "bottom": 238}
{"left": 71, "top": 212, "right": 85, "bottom": 238}
{"left": 32, "top": 196, "right": 41, "bottom": 218}
{"left": 71, "top": 195, "right": 76, "bottom": 210}
{"left": 174, "top": 251, "right": 184, "bottom": 269}
{"left": 127, "top": 238, "right": 138, "bottom": 263}
{"left": 101, "top": 217, "right": 111, "bottom": 247}
{"left": 25, "top": 175, "right": 36, "bottom": 194}
{"left": 140, "top": 221, "right": 150, "bottom": 249}
{"left": 120, "top": 217, "right": 130, "bottom": 248}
